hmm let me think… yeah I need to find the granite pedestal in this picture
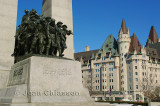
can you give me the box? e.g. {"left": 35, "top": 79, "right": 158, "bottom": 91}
{"left": 0, "top": 56, "right": 114, "bottom": 106}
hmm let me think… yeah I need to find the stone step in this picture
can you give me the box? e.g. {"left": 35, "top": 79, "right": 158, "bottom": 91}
{"left": 0, "top": 103, "right": 31, "bottom": 106}
{"left": 0, "top": 103, "right": 115, "bottom": 106}
{"left": 0, "top": 97, "right": 28, "bottom": 104}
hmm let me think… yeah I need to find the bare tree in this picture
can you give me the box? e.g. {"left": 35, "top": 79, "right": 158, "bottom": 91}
{"left": 139, "top": 71, "right": 160, "bottom": 102}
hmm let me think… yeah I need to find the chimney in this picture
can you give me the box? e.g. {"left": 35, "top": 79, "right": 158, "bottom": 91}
{"left": 85, "top": 46, "right": 90, "bottom": 52}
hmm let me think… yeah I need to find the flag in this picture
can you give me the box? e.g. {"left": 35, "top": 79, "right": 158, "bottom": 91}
{"left": 109, "top": 88, "right": 112, "bottom": 96}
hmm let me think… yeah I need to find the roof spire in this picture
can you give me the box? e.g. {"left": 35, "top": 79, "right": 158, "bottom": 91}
{"left": 133, "top": 32, "right": 136, "bottom": 36}
{"left": 120, "top": 17, "right": 128, "bottom": 34}
{"left": 148, "top": 26, "right": 158, "bottom": 43}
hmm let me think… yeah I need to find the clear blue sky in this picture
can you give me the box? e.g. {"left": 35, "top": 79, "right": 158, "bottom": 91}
{"left": 17, "top": 0, "right": 160, "bottom": 53}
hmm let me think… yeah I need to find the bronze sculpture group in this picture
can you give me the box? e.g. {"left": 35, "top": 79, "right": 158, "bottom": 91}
{"left": 13, "top": 9, "right": 72, "bottom": 58}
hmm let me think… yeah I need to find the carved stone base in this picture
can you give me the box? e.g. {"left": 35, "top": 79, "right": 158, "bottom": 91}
{"left": 0, "top": 56, "right": 96, "bottom": 105}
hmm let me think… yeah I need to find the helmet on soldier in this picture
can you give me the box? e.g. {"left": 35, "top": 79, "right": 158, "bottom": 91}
{"left": 57, "top": 21, "right": 63, "bottom": 25}
{"left": 62, "top": 25, "right": 67, "bottom": 28}
{"left": 24, "top": 9, "right": 29, "bottom": 14}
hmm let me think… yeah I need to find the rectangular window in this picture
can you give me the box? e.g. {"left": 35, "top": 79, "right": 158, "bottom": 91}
{"left": 130, "top": 86, "right": 132, "bottom": 90}
{"left": 136, "top": 78, "right": 138, "bottom": 81}
{"left": 142, "top": 72, "right": 144, "bottom": 76}
{"left": 135, "top": 66, "right": 137, "bottom": 69}
{"left": 121, "top": 69, "right": 123, "bottom": 73}
{"left": 135, "top": 59, "right": 137, "bottom": 63}
{"left": 135, "top": 72, "right": 138, "bottom": 75}
{"left": 136, "top": 94, "right": 139, "bottom": 100}
{"left": 136, "top": 85, "right": 138, "bottom": 89}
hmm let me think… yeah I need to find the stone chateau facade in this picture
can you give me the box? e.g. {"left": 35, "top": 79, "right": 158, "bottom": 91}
{"left": 74, "top": 18, "right": 160, "bottom": 101}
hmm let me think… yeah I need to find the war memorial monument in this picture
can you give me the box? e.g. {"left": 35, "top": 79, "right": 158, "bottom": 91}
{"left": 0, "top": 0, "right": 113, "bottom": 106}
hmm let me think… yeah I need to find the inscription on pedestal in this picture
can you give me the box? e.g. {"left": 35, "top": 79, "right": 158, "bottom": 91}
{"left": 13, "top": 68, "right": 23, "bottom": 77}
{"left": 8, "top": 64, "right": 28, "bottom": 86}
{"left": 43, "top": 68, "right": 72, "bottom": 76}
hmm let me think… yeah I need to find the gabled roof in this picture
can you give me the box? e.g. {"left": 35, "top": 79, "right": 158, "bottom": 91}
{"left": 120, "top": 18, "right": 128, "bottom": 34}
{"left": 129, "top": 33, "right": 141, "bottom": 52}
{"left": 97, "top": 35, "right": 118, "bottom": 56}
{"left": 148, "top": 42, "right": 160, "bottom": 58}
{"left": 74, "top": 49, "right": 99, "bottom": 63}
{"left": 148, "top": 26, "right": 158, "bottom": 44}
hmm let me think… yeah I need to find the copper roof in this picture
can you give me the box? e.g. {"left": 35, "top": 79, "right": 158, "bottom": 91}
{"left": 148, "top": 26, "right": 158, "bottom": 44}
{"left": 146, "top": 48, "right": 159, "bottom": 61}
{"left": 129, "top": 33, "right": 141, "bottom": 52}
{"left": 120, "top": 18, "right": 128, "bottom": 34}
{"left": 147, "top": 43, "right": 160, "bottom": 59}
{"left": 97, "top": 35, "right": 118, "bottom": 56}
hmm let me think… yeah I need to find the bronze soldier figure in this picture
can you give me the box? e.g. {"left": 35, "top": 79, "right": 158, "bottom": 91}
{"left": 21, "top": 9, "right": 29, "bottom": 26}
{"left": 30, "top": 19, "right": 45, "bottom": 54}
{"left": 45, "top": 17, "right": 52, "bottom": 55}
{"left": 48, "top": 18, "right": 57, "bottom": 56}
{"left": 55, "top": 21, "right": 64, "bottom": 57}
{"left": 13, "top": 9, "right": 73, "bottom": 63}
